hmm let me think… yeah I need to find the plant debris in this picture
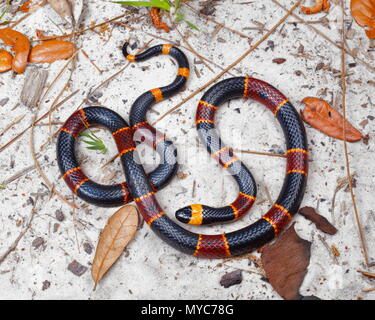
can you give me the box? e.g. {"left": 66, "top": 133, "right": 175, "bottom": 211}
{"left": 150, "top": 7, "right": 169, "bottom": 32}
{"left": 299, "top": 206, "right": 337, "bottom": 235}
{"left": 350, "top": 0, "right": 375, "bottom": 39}
{"left": 0, "top": 49, "right": 12, "bottom": 72}
{"left": 261, "top": 224, "right": 311, "bottom": 300}
{"left": 29, "top": 40, "right": 75, "bottom": 64}
{"left": 272, "top": 57, "right": 286, "bottom": 64}
{"left": 219, "top": 270, "right": 243, "bottom": 288}
{"left": 0, "top": 28, "right": 30, "bottom": 74}
{"left": 68, "top": 260, "right": 88, "bottom": 276}
{"left": 20, "top": 67, "right": 48, "bottom": 108}
{"left": 92, "top": 205, "right": 138, "bottom": 290}
{"left": 301, "top": 97, "right": 363, "bottom": 142}
{"left": 301, "top": 0, "right": 330, "bottom": 15}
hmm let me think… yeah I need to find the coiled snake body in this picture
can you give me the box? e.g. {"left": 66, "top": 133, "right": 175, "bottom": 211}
{"left": 57, "top": 44, "right": 308, "bottom": 258}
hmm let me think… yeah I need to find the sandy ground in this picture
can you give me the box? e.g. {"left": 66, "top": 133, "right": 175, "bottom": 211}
{"left": 0, "top": 0, "right": 374, "bottom": 300}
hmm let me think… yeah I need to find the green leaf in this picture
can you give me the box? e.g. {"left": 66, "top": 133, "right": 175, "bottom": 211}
{"left": 80, "top": 131, "right": 108, "bottom": 153}
{"left": 174, "top": 12, "right": 184, "bottom": 22}
{"left": 0, "top": 183, "right": 5, "bottom": 190}
{"left": 185, "top": 20, "right": 199, "bottom": 31}
{"left": 113, "top": 1, "right": 171, "bottom": 11}
{"left": 0, "top": 1, "right": 10, "bottom": 21}
{"left": 174, "top": 0, "right": 182, "bottom": 10}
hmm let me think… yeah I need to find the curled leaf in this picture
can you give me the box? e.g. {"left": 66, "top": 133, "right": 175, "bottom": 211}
{"left": 301, "top": 0, "right": 330, "bottom": 15}
{"left": 0, "top": 28, "right": 30, "bottom": 74}
{"left": 301, "top": 97, "right": 362, "bottom": 142}
{"left": 261, "top": 224, "right": 311, "bottom": 300}
{"left": 150, "top": 7, "right": 169, "bottom": 32}
{"left": 29, "top": 40, "right": 75, "bottom": 64}
{"left": 351, "top": 0, "right": 375, "bottom": 39}
{"left": 19, "top": 0, "right": 32, "bottom": 12}
{"left": 0, "top": 49, "right": 12, "bottom": 72}
{"left": 92, "top": 205, "right": 138, "bottom": 290}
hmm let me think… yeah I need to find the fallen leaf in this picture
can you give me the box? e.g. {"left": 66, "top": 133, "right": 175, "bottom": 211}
{"left": 219, "top": 270, "right": 243, "bottom": 288}
{"left": 19, "top": 0, "right": 32, "bottom": 12}
{"left": 301, "top": 97, "right": 362, "bottom": 142}
{"left": 261, "top": 224, "right": 311, "bottom": 300}
{"left": 272, "top": 58, "right": 286, "bottom": 64}
{"left": 351, "top": 0, "right": 375, "bottom": 39}
{"left": 29, "top": 40, "right": 75, "bottom": 64}
{"left": 68, "top": 260, "right": 88, "bottom": 276}
{"left": 0, "top": 49, "right": 12, "bottom": 72}
{"left": 301, "top": 0, "right": 330, "bottom": 14}
{"left": 92, "top": 205, "right": 138, "bottom": 290}
{"left": 0, "top": 28, "right": 30, "bottom": 74}
{"left": 298, "top": 206, "right": 338, "bottom": 235}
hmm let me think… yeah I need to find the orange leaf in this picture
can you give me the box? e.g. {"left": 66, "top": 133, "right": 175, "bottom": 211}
{"left": 19, "top": 0, "right": 32, "bottom": 12}
{"left": 91, "top": 205, "right": 138, "bottom": 290}
{"left": 301, "top": 97, "right": 362, "bottom": 142}
{"left": 29, "top": 40, "right": 75, "bottom": 64}
{"left": 301, "top": 0, "right": 330, "bottom": 15}
{"left": 351, "top": 0, "right": 375, "bottom": 39}
{"left": 0, "top": 28, "right": 30, "bottom": 74}
{"left": 0, "top": 49, "right": 13, "bottom": 73}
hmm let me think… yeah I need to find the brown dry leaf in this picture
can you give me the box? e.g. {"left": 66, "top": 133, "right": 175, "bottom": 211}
{"left": 299, "top": 206, "right": 338, "bottom": 235}
{"left": 261, "top": 224, "right": 311, "bottom": 300}
{"left": 92, "top": 205, "right": 138, "bottom": 290}
{"left": 0, "top": 28, "right": 30, "bottom": 74}
{"left": 0, "top": 49, "right": 12, "bottom": 73}
{"left": 301, "top": 97, "right": 362, "bottom": 142}
{"left": 351, "top": 0, "right": 375, "bottom": 39}
{"left": 29, "top": 40, "right": 75, "bottom": 64}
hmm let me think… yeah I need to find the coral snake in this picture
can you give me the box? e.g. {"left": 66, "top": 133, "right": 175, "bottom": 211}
{"left": 57, "top": 44, "right": 308, "bottom": 258}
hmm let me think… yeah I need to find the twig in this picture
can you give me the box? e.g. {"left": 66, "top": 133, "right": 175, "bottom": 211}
{"left": 357, "top": 270, "right": 375, "bottom": 278}
{"left": 235, "top": 149, "right": 286, "bottom": 158}
{"left": 81, "top": 49, "right": 104, "bottom": 73}
{"left": 153, "top": 0, "right": 303, "bottom": 125}
{"left": 362, "top": 287, "right": 375, "bottom": 293}
{"left": 339, "top": 2, "right": 369, "bottom": 267}
{"left": 0, "top": 196, "right": 39, "bottom": 265}
{"left": 0, "top": 114, "right": 26, "bottom": 137}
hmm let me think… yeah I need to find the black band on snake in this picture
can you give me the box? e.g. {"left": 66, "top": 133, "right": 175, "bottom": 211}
{"left": 57, "top": 45, "right": 308, "bottom": 258}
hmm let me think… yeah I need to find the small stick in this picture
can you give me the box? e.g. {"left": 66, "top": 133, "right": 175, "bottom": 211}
{"left": 357, "top": 270, "right": 375, "bottom": 278}
{"left": 0, "top": 114, "right": 26, "bottom": 137}
{"left": 339, "top": 2, "right": 369, "bottom": 267}
{"left": 81, "top": 49, "right": 103, "bottom": 73}
{"left": 362, "top": 288, "right": 375, "bottom": 293}
{"left": 235, "top": 149, "right": 286, "bottom": 158}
